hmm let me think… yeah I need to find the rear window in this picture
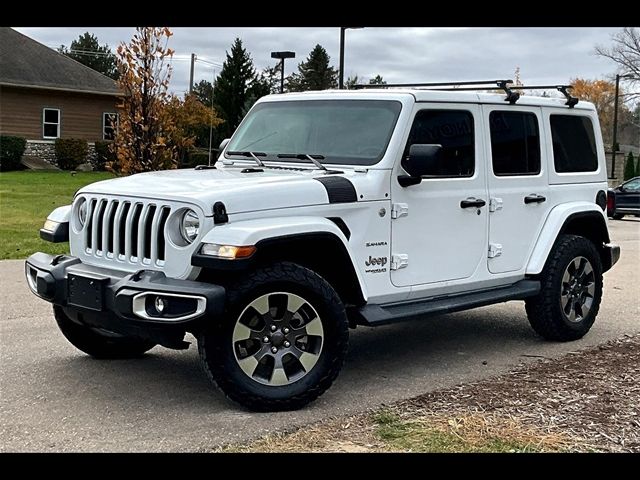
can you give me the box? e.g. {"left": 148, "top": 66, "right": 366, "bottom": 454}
{"left": 550, "top": 115, "right": 598, "bottom": 173}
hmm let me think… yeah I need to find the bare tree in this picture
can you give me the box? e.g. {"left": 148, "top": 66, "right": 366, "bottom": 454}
{"left": 595, "top": 27, "right": 640, "bottom": 101}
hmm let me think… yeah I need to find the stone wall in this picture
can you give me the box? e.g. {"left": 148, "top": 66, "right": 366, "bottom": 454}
{"left": 605, "top": 152, "right": 634, "bottom": 187}
{"left": 23, "top": 140, "right": 97, "bottom": 170}
{"left": 23, "top": 140, "right": 56, "bottom": 164}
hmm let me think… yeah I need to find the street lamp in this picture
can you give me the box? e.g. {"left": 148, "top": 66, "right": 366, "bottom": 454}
{"left": 339, "top": 27, "right": 364, "bottom": 89}
{"left": 611, "top": 73, "right": 635, "bottom": 179}
{"left": 270, "top": 51, "right": 296, "bottom": 94}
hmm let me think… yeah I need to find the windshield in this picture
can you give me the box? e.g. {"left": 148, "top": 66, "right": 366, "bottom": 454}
{"left": 225, "top": 100, "right": 402, "bottom": 166}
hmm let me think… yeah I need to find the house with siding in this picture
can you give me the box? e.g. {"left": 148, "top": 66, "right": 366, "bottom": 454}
{"left": 0, "top": 27, "right": 121, "bottom": 166}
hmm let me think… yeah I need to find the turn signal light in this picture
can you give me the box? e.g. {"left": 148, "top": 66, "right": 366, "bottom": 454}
{"left": 200, "top": 243, "right": 256, "bottom": 259}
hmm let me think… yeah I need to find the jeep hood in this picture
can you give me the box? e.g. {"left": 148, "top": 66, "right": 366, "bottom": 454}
{"left": 77, "top": 166, "right": 357, "bottom": 215}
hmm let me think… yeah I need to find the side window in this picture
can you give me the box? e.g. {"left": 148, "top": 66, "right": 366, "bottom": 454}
{"left": 403, "top": 109, "right": 474, "bottom": 177}
{"left": 490, "top": 111, "right": 540, "bottom": 176}
{"left": 550, "top": 115, "right": 598, "bottom": 173}
{"left": 623, "top": 178, "right": 640, "bottom": 192}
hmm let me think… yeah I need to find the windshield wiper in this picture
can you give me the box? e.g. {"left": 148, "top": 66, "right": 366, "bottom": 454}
{"left": 226, "top": 151, "right": 266, "bottom": 167}
{"left": 276, "top": 153, "right": 333, "bottom": 172}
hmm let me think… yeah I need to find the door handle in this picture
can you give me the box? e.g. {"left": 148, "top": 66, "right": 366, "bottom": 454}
{"left": 524, "top": 194, "right": 546, "bottom": 204}
{"left": 460, "top": 198, "right": 486, "bottom": 209}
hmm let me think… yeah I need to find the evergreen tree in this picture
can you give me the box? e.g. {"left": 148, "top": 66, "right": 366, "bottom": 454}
{"left": 344, "top": 75, "right": 360, "bottom": 90}
{"left": 213, "top": 38, "right": 264, "bottom": 138}
{"left": 368, "top": 74, "right": 386, "bottom": 85}
{"left": 287, "top": 44, "right": 338, "bottom": 92}
{"left": 623, "top": 151, "right": 636, "bottom": 180}
{"left": 635, "top": 154, "right": 640, "bottom": 177}
{"left": 59, "top": 32, "right": 118, "bottom": 79}
{"left": 192, "top": 79, "right": 213, "bottom": 106}
{"left": 262, "top": 63, "right": 283, "bottom": 94}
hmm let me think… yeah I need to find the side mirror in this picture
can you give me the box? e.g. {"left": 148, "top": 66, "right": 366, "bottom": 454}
{"left": 398, "top": 144, "right": 443, "bottom": 187}
{"left": 219, "top": 138, "right": 230, "bottom": 151}
{"left": 216, "top": 138, "right": 231, "bottom": 160}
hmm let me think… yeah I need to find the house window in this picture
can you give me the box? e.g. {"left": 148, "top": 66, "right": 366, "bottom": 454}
{"left": 103, "top": 112, "right": 118, "bottom": 140}
{"left": 43, "top": 108, "right": 60, "bottom": 139}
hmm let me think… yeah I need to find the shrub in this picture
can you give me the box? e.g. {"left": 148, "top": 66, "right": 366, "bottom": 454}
{"left": 54, "top": 138, "right": 88, "bottom": 170}
{"left": 623, "top": 152, "right": 635, "bottom": 180}
{"left": 94, "top": 140, "right": 116, "bottom": 171}
{"left": 0, "top": 135, "right": 27, "bottom": 171}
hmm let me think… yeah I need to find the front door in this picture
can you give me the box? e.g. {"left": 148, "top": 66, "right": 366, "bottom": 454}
{"left": 390, "top": 104, "right": 488, "bottom": 287}
{"left": 482, "top": 106, "right": 551, "bottom": 274}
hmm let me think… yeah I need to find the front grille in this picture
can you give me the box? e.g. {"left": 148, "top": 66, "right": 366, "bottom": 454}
{"left": 82, "top": 197, "right": 171, "bottom": 266}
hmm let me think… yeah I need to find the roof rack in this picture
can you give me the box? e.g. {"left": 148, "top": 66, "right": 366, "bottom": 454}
{"left": 354, "top": 79, "right": 579, "bottom": 107}
{"left": 508, "top": 85, "right": 579, "bottom": 107}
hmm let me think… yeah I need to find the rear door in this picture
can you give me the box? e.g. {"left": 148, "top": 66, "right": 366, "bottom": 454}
{"left": 483, "top": 106, "right": 551, "bottom": 274}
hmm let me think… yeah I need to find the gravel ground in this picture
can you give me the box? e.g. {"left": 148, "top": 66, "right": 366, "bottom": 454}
{"left": 227, "top": 334, "right": 640, "bottom": 452}
{"left": 398, "top": 333, "right": 640, "bottom": 452}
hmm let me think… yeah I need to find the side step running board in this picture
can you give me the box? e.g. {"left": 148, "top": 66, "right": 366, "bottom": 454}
{"left": 352, "top": 280, "right": 540, "bottom": 326}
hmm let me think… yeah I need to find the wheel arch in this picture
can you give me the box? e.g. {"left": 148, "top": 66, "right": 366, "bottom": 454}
{"left": 194, "top": 216, "right": 367, "bottom": 306}
{"left": 526, "top": 203, "right": 611, "bottom": 275}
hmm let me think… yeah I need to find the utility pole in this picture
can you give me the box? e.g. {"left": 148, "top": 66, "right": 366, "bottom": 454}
{"left": 208, "top": 68, "right": 216, "bottom": 167}
{"left": 611, "top": 73, "right": 634, "bottom": 179}
{"left": 339, "top": 27, "right": 345, "bottom": 89}
{"left": 339, "top": 27, "right": 363, "bottom": 89}
{"left": 611, "top": 74, "right": 621, "bottom": 179}
{"left": 189, "top": 53, "right": 196, "bottom": 94}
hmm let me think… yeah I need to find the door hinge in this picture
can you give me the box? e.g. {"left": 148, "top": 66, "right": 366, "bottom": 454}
{"left": 391, "top": 254, "right": 409, "bottom": 270}
{"left": 488, "top": 243, "right": 503, "bottom": 258}
{"left": 391, "top": 203, "right": 409, "bottom": 219}
{"left": 489, "top": 197, "right": 503, "bottom": 212}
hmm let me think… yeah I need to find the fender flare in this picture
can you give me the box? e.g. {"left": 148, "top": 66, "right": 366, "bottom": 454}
{"left": 195, "top": 216, "right": 368, "bottom": 301}
{"left": 526, "top": 202, "right": 608, "bottom": 275}
{"left": 47, "top": 204, "right": 72, "bottom": 223}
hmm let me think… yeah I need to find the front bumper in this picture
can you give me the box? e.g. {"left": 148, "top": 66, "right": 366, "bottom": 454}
{"left": 602, "top": 243, "right": 621, "bottom": 273}
{"left": 25, "top": 252, "right": 225, "bottom": 336}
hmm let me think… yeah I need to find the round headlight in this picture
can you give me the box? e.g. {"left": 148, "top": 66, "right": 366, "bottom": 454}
{"left": 180, "top": 209, "right": 200, "bottom": 243}
{"left": 77, "top": 198, "right": 88, "bottom": 227}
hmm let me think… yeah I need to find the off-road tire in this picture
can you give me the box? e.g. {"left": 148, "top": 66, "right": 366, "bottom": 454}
{"left": 54, "top": 306, "right": 156, "bottom": 358}
{"left": 198, "top": 262, "right": 349, "bottom": 411}
{"left": 525, "top": 234, "right": 603, "bottom": 341}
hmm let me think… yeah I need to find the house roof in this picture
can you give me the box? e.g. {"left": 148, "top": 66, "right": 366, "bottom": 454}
{"left": 0, "top": 27, "right": 121, "bottom": 96}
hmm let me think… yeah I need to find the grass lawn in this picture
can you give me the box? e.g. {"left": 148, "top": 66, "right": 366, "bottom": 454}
{"left": 0, "top": 171, "right": 114, "bottom": 260}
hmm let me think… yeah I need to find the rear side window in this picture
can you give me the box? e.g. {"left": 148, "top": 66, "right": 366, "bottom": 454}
{"left": 550, "top": 115, "right": 598, "bottom": 173}
{"left": 404, "top": 109, "right": 474, "bottom": 177}
{"left": 490, "top": 111, "right": 541, "bottom": 176}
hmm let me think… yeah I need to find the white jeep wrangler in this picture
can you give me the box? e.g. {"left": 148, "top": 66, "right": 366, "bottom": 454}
{"left": 26, "top": 80, "right": 620, "bottom": 411}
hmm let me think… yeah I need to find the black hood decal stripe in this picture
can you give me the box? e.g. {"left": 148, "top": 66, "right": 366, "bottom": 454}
{"left": 315, "top": 177, "right": 357, "bottom": 203}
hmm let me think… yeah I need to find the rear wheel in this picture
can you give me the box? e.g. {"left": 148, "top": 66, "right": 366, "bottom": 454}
{"left": 525, "top": 235, "right": 603, "bottom": 341}
{"left": 198, "top": 262, "right": 349, "bottom": 411}
{"left": 54, "top": 306, "right": 156, "bottom": 358}
{"left": 612, "top": 213, "right": 625, "bottom": 220}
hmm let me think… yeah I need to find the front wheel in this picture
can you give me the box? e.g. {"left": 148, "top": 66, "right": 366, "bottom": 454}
{"left": 525, "top": 235, "right": 603, "bottom": 341}
{"left": 198, "top": 262, "right": 349, "bottom": 411}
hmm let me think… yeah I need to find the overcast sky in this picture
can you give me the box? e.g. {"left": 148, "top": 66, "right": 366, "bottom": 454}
{"left": 14, "top": 27, "right": 622, "bottom": 94}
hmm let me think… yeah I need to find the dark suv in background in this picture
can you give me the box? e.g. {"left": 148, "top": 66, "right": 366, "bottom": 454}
{"left": 608, "top": 177, "right": 640, "bottom": 219}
